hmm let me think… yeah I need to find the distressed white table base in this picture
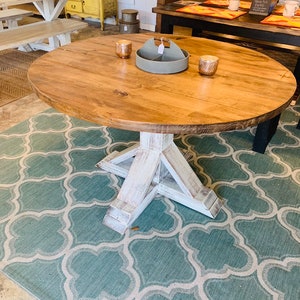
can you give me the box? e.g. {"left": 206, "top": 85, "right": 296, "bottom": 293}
{"left": 97, "top": 132, "right": 223, "bottom": 234}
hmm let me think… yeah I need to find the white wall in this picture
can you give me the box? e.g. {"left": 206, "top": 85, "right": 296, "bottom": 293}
{"left": 118, "top": 0, "right": 135, "bottom": 11}
{"left": 130, "top": 0, "right": 157, "bottom": 31}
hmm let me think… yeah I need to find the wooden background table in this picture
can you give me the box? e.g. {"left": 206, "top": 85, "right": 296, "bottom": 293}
{"left": 28, "top": 33, "right": 296, "bottom": 233}
{"left": 153, "top": 1, "right": 300, "bottom": 48}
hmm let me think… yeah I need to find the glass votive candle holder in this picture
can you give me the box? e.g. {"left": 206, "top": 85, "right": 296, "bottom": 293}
{"left": 199, "top": 55, "right": 219, "bottom": 76}
{"left": 283, "top": 0, "right": 299, "bottom": 17}
{"left": 116, "top": 39, "right": 132, "bottom": 59}
{"left": 228, "top": 0, "right": 240, "bottom": 11}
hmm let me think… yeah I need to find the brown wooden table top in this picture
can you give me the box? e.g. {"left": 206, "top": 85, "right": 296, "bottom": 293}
{"left": 28, "top": 33, "right": 296, "bottom": 134}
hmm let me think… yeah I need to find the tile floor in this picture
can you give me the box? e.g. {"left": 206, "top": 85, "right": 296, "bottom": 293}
{"left": 0, "top": 273, "right": 34, "bottom": 299}
{"left": 0, "top": 94, "right": 49, "bottom": 132}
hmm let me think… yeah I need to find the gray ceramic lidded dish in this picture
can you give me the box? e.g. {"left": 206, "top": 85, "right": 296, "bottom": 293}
{"left": 136, "top": 38, "right": 189, "bottom": 74}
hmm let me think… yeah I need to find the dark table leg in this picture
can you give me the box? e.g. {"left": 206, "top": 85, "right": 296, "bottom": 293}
{"left": 292, "top": 57, "right": 300, "bottom": 129}
{"left": 159, "top": 15, "right": 297, "bottom": 151}
{"left": 252, "top": 114, "right": 281, "bottom": 154}
{"left": 294, "top": 56, "right": 300, "bottom": 84}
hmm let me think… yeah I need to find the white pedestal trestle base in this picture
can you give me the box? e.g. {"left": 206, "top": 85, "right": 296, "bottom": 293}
{"left": 96, "top": 132, "right": 223, "bottom": 234}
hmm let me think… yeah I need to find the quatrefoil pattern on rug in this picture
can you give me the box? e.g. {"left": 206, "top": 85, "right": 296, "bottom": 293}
{"left": 0, "top": 106, "right": 299, "bottom": 299}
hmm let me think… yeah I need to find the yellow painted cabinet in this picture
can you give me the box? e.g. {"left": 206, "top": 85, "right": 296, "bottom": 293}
{"left": 65, "top": 0, "right": 118, "bottom": 30}
{"left": 83, "top": 0, "right": 100, "bottom": 15}
{"left": 65, "top": 1, "right": 83, "bottom": 13}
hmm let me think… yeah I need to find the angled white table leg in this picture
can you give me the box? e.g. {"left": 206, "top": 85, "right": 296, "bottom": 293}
{"left": 97, "top": 132, "right": 223, "bottom": 234}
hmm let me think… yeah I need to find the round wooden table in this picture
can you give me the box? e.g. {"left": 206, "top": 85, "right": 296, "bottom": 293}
{"left": 28, "top": 33, "right": 296, "bottom": 234}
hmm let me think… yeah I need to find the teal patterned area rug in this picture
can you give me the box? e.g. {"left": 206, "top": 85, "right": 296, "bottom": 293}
{"left": 0, "top": 106, "right": 299, "bottom": 300}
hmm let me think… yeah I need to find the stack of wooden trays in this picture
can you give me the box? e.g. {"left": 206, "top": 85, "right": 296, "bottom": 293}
{"left": 119, "top": 9, "right": 139, "bottom": 33}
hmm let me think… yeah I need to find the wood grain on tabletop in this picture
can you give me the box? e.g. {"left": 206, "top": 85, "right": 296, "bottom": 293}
{"left": 28, "top": 33, "right": 296, "bottom": 134}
